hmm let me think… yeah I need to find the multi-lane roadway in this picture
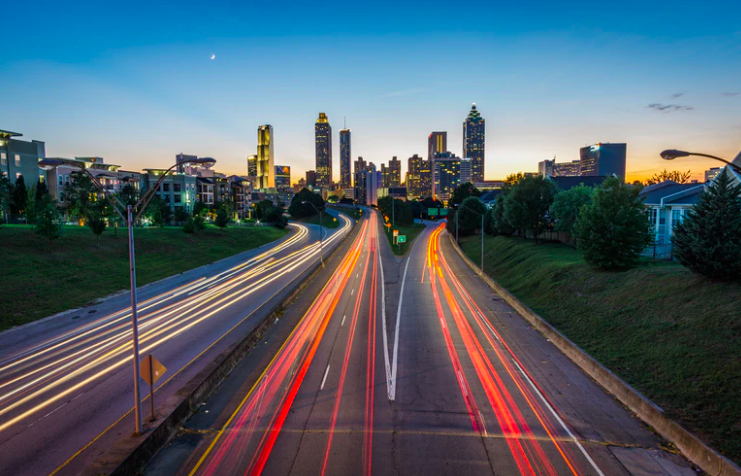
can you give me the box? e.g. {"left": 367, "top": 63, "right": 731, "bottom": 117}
{"left": 0, "top": 213, "right": 352, "bottom": 476}
{"left": 147, "top": 210, "right": 697, "bottom": 476}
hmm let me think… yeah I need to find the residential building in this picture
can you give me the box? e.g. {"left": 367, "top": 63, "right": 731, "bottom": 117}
{"left": 433, "top": 152, "right": 461, "bottom": 206}
{"left": 705, "top": 167, "right": 722, "bottom": 183}
{"left": 462, "top": 103, "right": 485, "bottom": 182}
{"left": 0, "top": 129, "right": 46, "bottom": 186}
{"left": 46, "top": 157, "right": 124, "bottom": 203}
{"left": 460, "top": 158, "right": 472, "bottom": 184}
{"left": 176, "top": 153, "right": 197, "bottom": 175}
{"left": 143, "top": 168, "right": 198, "bottom": 213}
{"left": 315, "top": 113, "right": 332, "bottom": 189}
{"left": 256, "top": 125, "right": 274, "bottom": 189}
{"left": 228, "top": 175, "right": 249, "bottom": 218}
{"left": 306, "top": 170, "right": 317, "bottom": 188}
{"left": 340, "top": 129, "right": 351, "bottom": 188}
{"left": 580, "top": 143, "right": 626, "bottom": 178}
{"left": 247, "top": 154, "right": 258, "bottom": 177}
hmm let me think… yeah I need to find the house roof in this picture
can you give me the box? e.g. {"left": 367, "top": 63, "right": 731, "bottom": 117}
{"left": 639, "top": 181, "right": 704, "bottom": 206}
{"left": 197, "top": 177, "right": 214, "bottom": 185}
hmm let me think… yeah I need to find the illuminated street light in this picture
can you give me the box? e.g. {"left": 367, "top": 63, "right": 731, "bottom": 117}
{"left": 660, "top": 149, "right": 741, "bottom": 175}
{"left": 39, "top": 156, "right": 215, "bottom": 435}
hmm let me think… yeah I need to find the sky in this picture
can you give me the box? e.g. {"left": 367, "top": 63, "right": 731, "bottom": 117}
{"left": 2, "top": 0, "right": 740, "bottom": 183}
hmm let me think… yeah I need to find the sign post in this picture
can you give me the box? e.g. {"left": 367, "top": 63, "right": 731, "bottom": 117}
{"left": 140, "top": 354, "right": 167, "bottom": 422}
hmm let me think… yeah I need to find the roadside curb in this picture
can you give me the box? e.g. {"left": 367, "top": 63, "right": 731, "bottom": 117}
{"left": 447, "top": 232, "right": 741, "bottom": 476}
{"left": 79, "top": 219, "right": 360, "bottom": 476}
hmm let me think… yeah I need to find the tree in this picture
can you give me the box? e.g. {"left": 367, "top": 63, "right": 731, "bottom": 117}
{"left": 503, "top": 175, "right": 557, "bottom": 239}
{"left": 327, "top": 194, "right": 340, "bottom": 203}
{"left": 86, "top": 201, "right": 107, "bottom": 246}
{"left": 214, "top": 206, "right": 230, "bottom": 230}
{"left": 549, "top": 184, "right": 594, "bottom": 235}
{"left": 289, "top": 188, "right": 324, "bottom": 218}
{"left": 174, "top": 207, "right": 189, "bottom": 224}
{"left": 35, "top": 202, "right": 64, "bottom": 242}
{"left": 450, "top": 182, "right": 481, "bottom": 207}
{"left": 0, "top": 175, "right": 10, "bottom": 225}
{"left": 574, "top": 177, "right": 652, "bottom": 269}
{"left": 644, "top": 169, "right": 692, "bottom": 186}
{"left": 378, "top": 196, "right": 413, "bottom": 226}
{"left": 192, "top": 200, "right": 208, "bottom": 218}
{"left": 62, "top": 172, "right": 96, "bottom": 220}
{"left": 183, "top": 215, "right": 197, "bottom": 233}
{"left": 26, "top": 184, "right": 38, "bottom": 226}
{"left": 10, "top": 175, "right": 28, "bottom": 218}
{"left": 672, "top": 170, "right": 741, "bottom": 279}
{"left": 459, "top": 197, "right": 487, "bottom": 233}
{"left": 146, "top": 195, "right": 171, "bottom": 228}
{"left": 409, "top": 200, "right": 423, "bottom": 219}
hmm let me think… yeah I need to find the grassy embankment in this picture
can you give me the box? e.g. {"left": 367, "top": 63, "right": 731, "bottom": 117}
{"left": 459, "top": 235, "right": 741, "bottom": 464}
{"left": 382, "top": 221, "right": 426, "bottom": 256}
{"left": 295, "top": 213, "right": 340, "bottom": 229}
{"left": 0, "top": 224, "right": 287, "bottom": 330}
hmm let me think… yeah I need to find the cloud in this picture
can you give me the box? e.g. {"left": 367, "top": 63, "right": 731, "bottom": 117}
{"left": 647, "top": 103, "right": 694, "bottom": 112}
{"left": 722, "top": 92, "right": 739, "bottom": 97}
{"left": 671, "top": 93, "right": 684, "bottom": 98}
{"left": 377, "top": 88, "right": 424, "bottom": 98}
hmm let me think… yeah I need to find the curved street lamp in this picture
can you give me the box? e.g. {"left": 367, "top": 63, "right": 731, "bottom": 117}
{"left": 660, "top": 149, "right": 741, "bottom": 175}
{"left": 39, "top": 156, "right": 215, "bottom": 435}
{"left": 301, "top": 201, "right": 325, "bottom": 268}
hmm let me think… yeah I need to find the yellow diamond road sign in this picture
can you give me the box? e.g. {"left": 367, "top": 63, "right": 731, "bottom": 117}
{"left": 140, "top": 354, "right": 167, "bottom": 386}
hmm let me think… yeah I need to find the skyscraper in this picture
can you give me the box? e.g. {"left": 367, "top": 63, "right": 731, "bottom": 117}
{"left": 460, "top": 158, "right": 472, "bottom": 184}
{"left": 247, "top": 155, "right": 257, "bottom": 177}
{"left": 354, "top": 156, "right": 368, "bottom": 205}
{"left": 580, "top": 143, "right": 627, "bottom": 178}
{"left": 463, "top": 103, "right": 485, "bottom": 182}
{"left": 434, "top": 152, "right": 461, "bottom": 206}
{"left": 407, "top": 154, "right": 423, "bottom": 199}
{"left": 340, "top": 128, "right": 351, "bottom": 188}
{"left": 306, "top": 170, "right": 317, "bottom": 188}
{"left": 428, "top": 132, "right": 447, "bottom": 197}
{"left": 389, "top": 156, "right": 401, "bottom": 187}
{"left": 256, "top": 125, "right": 274, "bottom": 189}
{"left": 315, "top": 113, "right": 332, "bottom": 189}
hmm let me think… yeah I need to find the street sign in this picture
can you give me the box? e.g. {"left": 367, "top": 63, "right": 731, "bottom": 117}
{"left": 393, "top": 230, "right": 399, "bottom": 237}
{"left": 428, "top": 208, "right": 438, "bottom": 216}
{"left": 397, "top": 235, "right": 407, "bottom": 243}
{"left": 140, "top": 354, "right": 166, "bottom": 386}
{"left": 140, "top": 354, "right": 167, "bottom": 422}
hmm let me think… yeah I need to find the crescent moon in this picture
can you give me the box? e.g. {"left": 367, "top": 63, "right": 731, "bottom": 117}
{"left": 210, "top": 54, "right": 215, "bottom": 60}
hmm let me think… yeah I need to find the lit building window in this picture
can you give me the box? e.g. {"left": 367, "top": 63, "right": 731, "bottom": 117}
{"left": 0, "top": 153, "right": 6, "bottom": 165}
{"left": 14, "top": 155, "right": 21, "bottom": 167}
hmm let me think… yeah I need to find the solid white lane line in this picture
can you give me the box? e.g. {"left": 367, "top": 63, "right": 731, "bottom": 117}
{"left": 511, "top": 359, "right": 605, "bottom": 476}
{"left": 321, "top": 365, "right": 331, "bottom": 390}
{"left": 389, "top": 238, "right": 413, "bottom": 401}
{"left": 378, "top": 243, "right": 392, "bottom": 399}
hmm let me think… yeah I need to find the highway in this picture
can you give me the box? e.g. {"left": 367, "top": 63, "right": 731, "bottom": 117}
{"left": 148, "top": 211, "right": 697, "bottom": 476}
{"left": 0, "top": 212, "right": 352, "bottom": 476}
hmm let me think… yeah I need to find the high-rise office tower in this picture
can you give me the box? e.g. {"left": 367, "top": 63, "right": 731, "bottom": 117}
{"left": 460, "top": 158, "right": 472, "bottom": 184}
{"left": 419, "top": 158, "right": 432, "bottom": 198}
{"left": 247, "top": 155, "right": 258, "bottom": 177}
{"left": 381, "top": 164, "right": 390, "bottom": 188}
{"left": 306, "top": 170, "right": 317, "bottom": 188}
{"left": 407, "top": 154, "right": 423, "bottom": 199}
{"left": 340, "top": 129, "right": 351, "bottom": 188}
{"left": 428, "top": 132, "right": 447, "bottom": 197}
{"left": 463, "top": 103, "right": 485, "bottom": 182}
{"left": 256, "top": 125, "right": 274, "bottom": 189}
{"left": 580, "top": 143, "right": 627, "bottom": 178}
{"left": 433, "top": 152, "right": 461, "bottom": 206}
{"left": 389, "top": 156, "right": 401, "bottom": 187}
{"left": 315, "top": 113, "right": 333, "bottom": 189}
{"left": 354, "top": 156, "right": 368, "bottom": 205}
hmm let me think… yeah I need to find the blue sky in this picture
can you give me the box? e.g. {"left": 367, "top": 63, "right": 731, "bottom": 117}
{"left": 2, "top": 0, "right": 740, "bottom": 182}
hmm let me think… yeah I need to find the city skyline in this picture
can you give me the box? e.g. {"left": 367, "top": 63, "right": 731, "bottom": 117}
{"left": 1, "top": 1, "right": 739, "bottom": 183}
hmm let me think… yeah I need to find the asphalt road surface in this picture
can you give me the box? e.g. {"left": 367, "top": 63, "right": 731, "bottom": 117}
{"left": 146, "top": 212, "right": 697, "bottom": 476}
{"left": 0, "top": 212, "right": 352, "bottom": 476}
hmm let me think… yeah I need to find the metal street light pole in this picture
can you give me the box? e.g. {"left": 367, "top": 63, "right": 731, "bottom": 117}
{"left": 660, "top": 149, "right": 741, "bottom": 175}
{"left": 302, "top": 201, "right": 324, "bottom": 267}
{"left": 39, "top": 157, "right": 215, "bottom": 435}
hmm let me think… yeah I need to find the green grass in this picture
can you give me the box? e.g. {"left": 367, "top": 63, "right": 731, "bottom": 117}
{"left": 0, "top": 224, "right": 287, "bottom": 330}
{"left": 460, "top": 235, "right": 741, "bottom": 464}
{"left": 331, "top": 206, "right": 362, "bottom": 221}
{"left": 383, "top": 222, "right": 426, "bottom": 256}
{"left": 294, "top": 214, "right": 340, "bottom": 229}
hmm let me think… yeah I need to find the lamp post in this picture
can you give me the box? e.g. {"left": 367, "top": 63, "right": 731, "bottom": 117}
{"left": 454, "top": 202, "right": 486, "bottom": 273}
{"left": 39, "top": 157, "right": 215, "bottom": 435}
{"left": 660, "top": 149, "right": 741, "bottom": 175}
{"left": 302, "top": 201, "right": 324, "bottom": 268}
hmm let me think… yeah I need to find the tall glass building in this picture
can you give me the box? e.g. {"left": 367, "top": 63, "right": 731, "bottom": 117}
{"left": 580, "top": 143, "right": 627, "bottom": 178}
{"left": 463, "top": 103, "right": 485, "bottom": 182}
{"left": 315, "top": 113, "right": 333, "bottom": 189}
{"left": 339, "top": 129, "right": 351, "bottom": 188}
{"left": 256, "top": 125, "right": 274, "bottom": 189}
